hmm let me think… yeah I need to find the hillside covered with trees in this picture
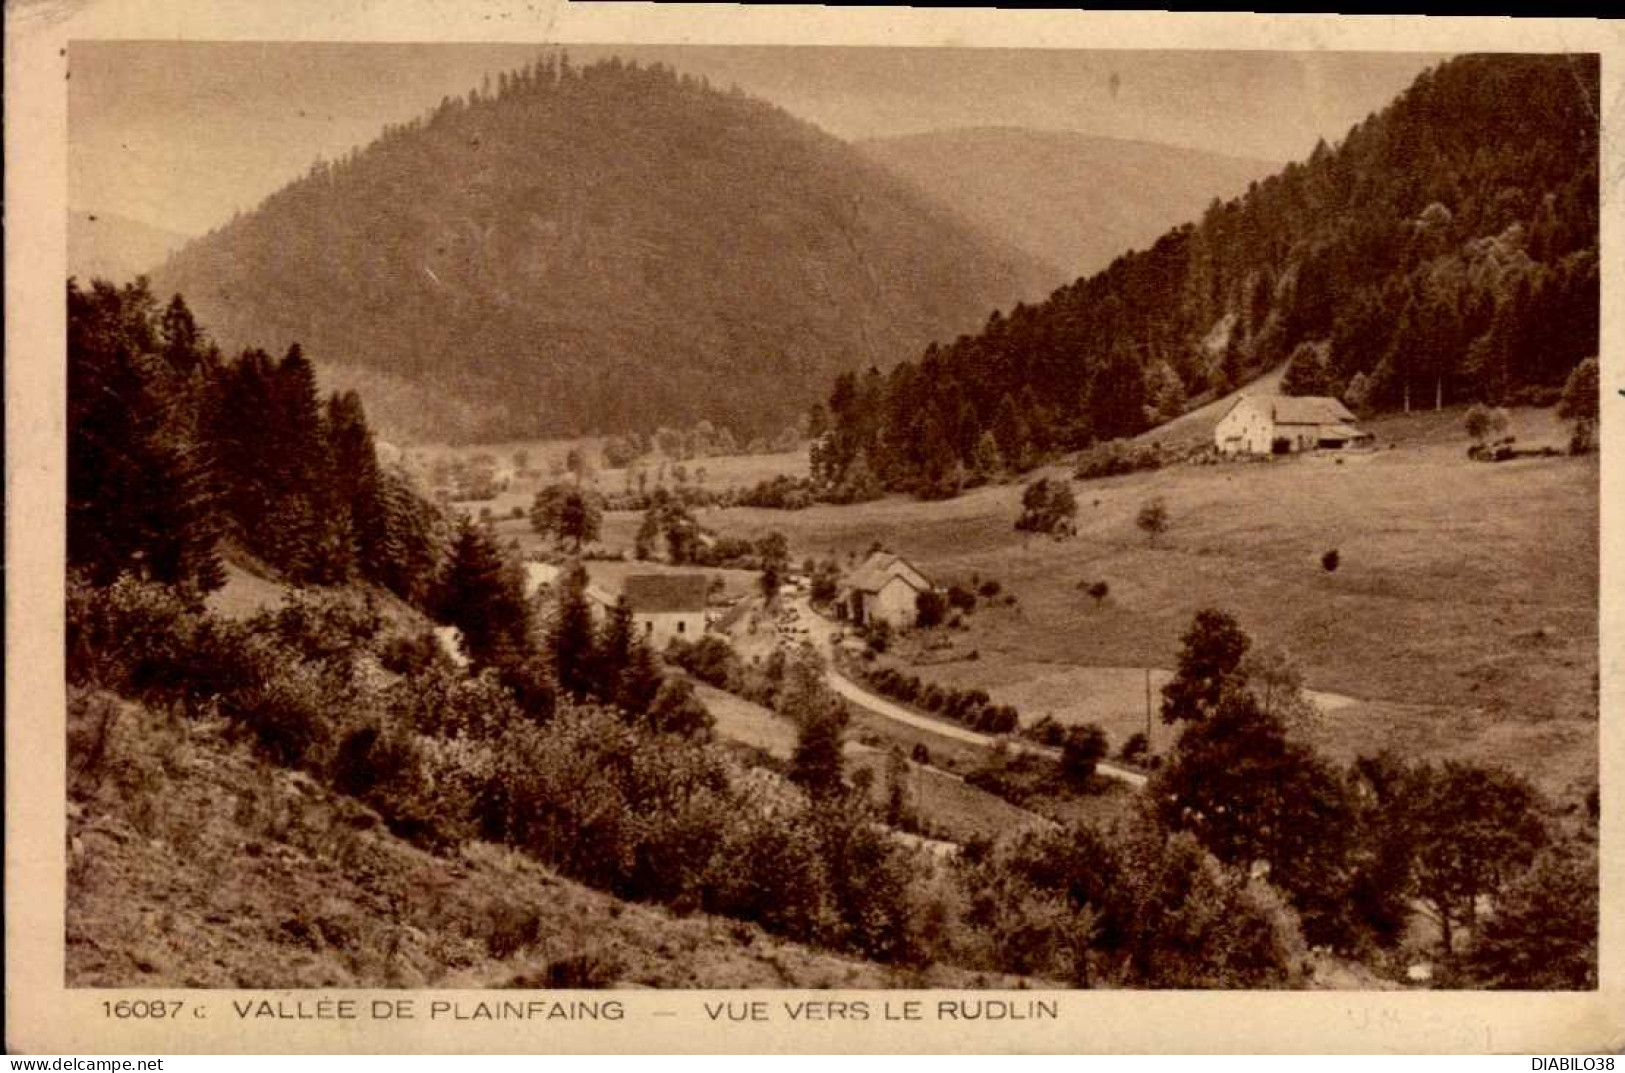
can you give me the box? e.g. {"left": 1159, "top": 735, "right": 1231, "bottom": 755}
{"left": 148, "top": 55, "right": 1057, "bottom": 444}
{"left": 815, "top": 54, "right": 1599, "bottom": 498}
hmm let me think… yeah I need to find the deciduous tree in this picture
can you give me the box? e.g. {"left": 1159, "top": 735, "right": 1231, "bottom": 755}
{"left": 1463, "top": 402, "right": 1509, "bottom": 445}
{"left": 646, "top": 676, "right": 713, "bottom": 738}
{"left": 1161, "top": 608, "right": 1251, "bottom": 725}
{"left": 1015, "top": 477, "right": 1077, "bottom": 536}
{"left": 1558, "top": 356, "right": 1599, "bottom": 454}
{"left": 1406, "top": 760, "right": 1546, "bottom": 955}
{"left": 1464, "top": 838, "right": 1597, "bottom": 988}
{"left": 530, "top": 483, "right": 603, "bottom": 551}
{"left": 913, "top": 589, "right": 948, "bottom": 629}
{"left": 1155, "top": 687, "right": 1359, "bottom": 946}
{"left": 1060, "top": 724, "right": 1109, "bottom": 789}
{"left": 782, "top": 655, "right": 848, "bottom": 798}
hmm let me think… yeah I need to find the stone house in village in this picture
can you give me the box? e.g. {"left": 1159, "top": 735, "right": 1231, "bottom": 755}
{"left": 586, "top": 573, "right": 709, "bottom": 649}
{"left": 1214, "top": 395, "right": 1373, "bottom": 455}
{"left": 842, "top": 551, "right": 934, "bottom": 630}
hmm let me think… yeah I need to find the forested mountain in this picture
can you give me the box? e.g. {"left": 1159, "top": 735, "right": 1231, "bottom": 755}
{"left": 860, "top": 127, "right": 1277, "bottom": 280}
{"left": 148, "top": 56, "right": 1056, "bottom": 444}
{"left": 68, "top": 210, "right": 190, "bottom": 284}
{"left": 815, "top": 54, "right": 1600, "bottom": 497}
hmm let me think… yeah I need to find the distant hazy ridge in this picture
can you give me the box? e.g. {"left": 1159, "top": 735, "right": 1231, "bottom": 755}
{"left": 861, "top": 127, "right": 1277, "bottom": 279}
{"left": 69, "top": 210, "right": 191, "bottom": 284}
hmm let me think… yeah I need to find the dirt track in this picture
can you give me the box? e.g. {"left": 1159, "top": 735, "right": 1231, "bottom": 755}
{"left": 823, "top": 667, "right": 1149, "bottom": 789}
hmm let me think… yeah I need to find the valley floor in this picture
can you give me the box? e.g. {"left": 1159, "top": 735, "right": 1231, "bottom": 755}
{"left": 541, "top": 405, "right": 1596, "bottom": 804}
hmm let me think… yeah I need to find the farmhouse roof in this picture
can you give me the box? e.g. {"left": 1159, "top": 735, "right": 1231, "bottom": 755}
{"left": 1270, "top": 396, "right": 1356, "bottom": 425}
{"left": 847, "top": 552, "right": 931, "bottom": 595}
{"left": 623, "top": 574, "right": 709, "bottom": 612}
{"left": 591, "top": 573, "right": 709, "bottom": 613}
{"left": 1219, "top": 394, "right": 1358, "bottom": 427}
{"left": 1320, "top": 423, "right": 1371, "bottom": 441}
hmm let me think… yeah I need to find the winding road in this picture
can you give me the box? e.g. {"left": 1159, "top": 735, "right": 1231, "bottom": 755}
{"left": 823, "top": 669, "right": 1149, "bottom": 789}
{"left": 783, "top": 594, "right": 1149, "bottom": 789}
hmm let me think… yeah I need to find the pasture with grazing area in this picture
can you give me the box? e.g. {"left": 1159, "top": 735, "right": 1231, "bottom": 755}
{"left": 669, "top": 406, "right": 1596, "bottom": 801}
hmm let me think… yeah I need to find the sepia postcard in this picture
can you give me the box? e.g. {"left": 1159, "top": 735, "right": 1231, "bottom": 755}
{"left": 6, "top": 0, "right": 1624, "bottom": 1054}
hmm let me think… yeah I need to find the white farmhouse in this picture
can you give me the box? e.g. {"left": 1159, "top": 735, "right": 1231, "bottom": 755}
{"left": 1214, "top": 395, "right": 1372, "bottom": 455}
{"left": 586, "top": 573, "right": 709, "bottom": 649}
{"left": 843, "top": 551, "right": 934, "bottom": 630}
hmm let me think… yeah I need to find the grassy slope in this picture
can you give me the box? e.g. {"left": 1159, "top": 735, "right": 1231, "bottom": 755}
{"left": 205, "top": 561, "right": 293, "bottom": 620}
{"left": 67, "top": 695, "right": 1030, "bottom": 989}
{"left": 692, "top": 680, "right": 801, "bottom": 760}
{"left": 593, "top": 406, "right": 1595, "bottom": 802}
{"left": 207, "top": 557, "right": 436, "bottom": 635}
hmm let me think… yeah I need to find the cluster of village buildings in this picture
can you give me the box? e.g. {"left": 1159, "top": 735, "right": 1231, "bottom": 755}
{"left": 574, "top": 550, "right": 936, "bottom": 643}
{"left": 433, "top": 395, "right": 1368, "bottom": 662}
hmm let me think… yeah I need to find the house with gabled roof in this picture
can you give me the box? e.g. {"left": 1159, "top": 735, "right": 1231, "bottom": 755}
{"left": 842, "top": 551, "right": 934, "bottom": 629}
{"left": 586, "top": 572, "right": 709, "bottom": 649}
{"left": 1215, "top": 394, "right": 1373, "bottom": 455}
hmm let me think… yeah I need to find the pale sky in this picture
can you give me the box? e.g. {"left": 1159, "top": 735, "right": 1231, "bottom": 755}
{"left": 69, "top": 43, "right": 1450, "bottom": 237}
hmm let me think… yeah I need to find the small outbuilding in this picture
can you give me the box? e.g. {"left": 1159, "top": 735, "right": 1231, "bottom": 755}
{"left": 1215, "top": 395, "right": 1373, "bottom": 455}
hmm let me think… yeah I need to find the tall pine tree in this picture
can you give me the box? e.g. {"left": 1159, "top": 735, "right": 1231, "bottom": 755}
{"left": 326, "top": 391, "right": 389, "bottom": 585}
{"left": 548, "top": 566, "right": 598, "bottom": 701}
{"left": 67, "top": 279, "right": 225, "bottom": 592}
{"left": 438, "top": 519, "right": 532, "bottom": 670}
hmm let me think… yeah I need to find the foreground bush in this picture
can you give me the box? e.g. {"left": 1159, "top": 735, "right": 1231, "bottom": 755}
{"left": 1462, "top": 839, "right": 1598, "bottom": 989}
{"left": 963, "top": 813, "right": 1307, "bottom": 988}
{"left": 68, "top": 573, "right": 253, "bottom": 708}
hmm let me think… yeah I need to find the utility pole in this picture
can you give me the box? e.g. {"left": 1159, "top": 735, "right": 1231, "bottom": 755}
{"left": 1145, "top": 666, "right": 1152, "bottom": 749}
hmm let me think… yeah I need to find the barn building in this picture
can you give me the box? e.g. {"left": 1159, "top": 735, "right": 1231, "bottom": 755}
{"left": 586, "top": 573, "right": 709, "bottom": 649}
{"left": 1214, "top": 395, "right": 1373, "bottom": 455}
{"left": 843, "top": 552, "right": 934, "bottom": 629}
